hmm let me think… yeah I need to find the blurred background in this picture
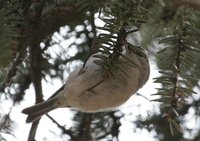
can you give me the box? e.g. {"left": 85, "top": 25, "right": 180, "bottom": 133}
{"left": 0, "top": 0, "right": 200, "bottom": 141}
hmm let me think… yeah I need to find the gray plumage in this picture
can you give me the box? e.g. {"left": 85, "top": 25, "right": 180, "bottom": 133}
{"left": 22, "top": 47, "right": 150, "bottom": 123}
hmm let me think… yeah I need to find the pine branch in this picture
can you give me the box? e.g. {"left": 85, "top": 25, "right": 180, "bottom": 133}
{"left": 151, "top": 4, "right": 200, "bottom": 134}
{"left": 170, "top": 9, "right": 186, "bottom": 109}
{"left": 91, "top": 0, "right": 148, "bottom": 79}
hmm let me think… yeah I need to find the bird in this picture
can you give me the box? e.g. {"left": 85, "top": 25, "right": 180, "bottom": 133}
{"left": 22, "top": 46, "right": 150, "bottom": 123}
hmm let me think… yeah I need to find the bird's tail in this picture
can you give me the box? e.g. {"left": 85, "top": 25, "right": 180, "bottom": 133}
{"left": 22, "top": 98, "right": 58, "bottom": 123}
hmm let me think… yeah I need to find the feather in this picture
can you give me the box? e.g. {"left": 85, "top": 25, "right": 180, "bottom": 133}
{"left": 22, "top": 97, "right": 58, "bottom": 123}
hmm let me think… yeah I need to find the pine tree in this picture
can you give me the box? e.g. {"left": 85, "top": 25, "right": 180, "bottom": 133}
{"left": 0, "top": 0, "right": 200, "bottom": 141}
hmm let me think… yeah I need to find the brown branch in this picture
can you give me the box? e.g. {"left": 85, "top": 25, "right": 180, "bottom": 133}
{"left": 46, "top": 114, "right": 74, "bottom": 138}
{"left": 77, "top": 113, "right": 93, "bottom": 141}
{"left": 27, "top": 18, "right": 44, "bottom": 140}
{"left": 28, "top": 120, "right": 40, "bottom": 141}
{"left": 30, "top": 44, "right": 43, "bottom": 103}
{"left": 27, "top": 40, "right": 43, "bottom": 141}
{"left": 83, "top": 114, "right": 93, "bottom": 141}
{"left": 47, "top": 113, "right": 94, "bottom": 141}
{"left": 26, "top": 25, "right": 43, "bottom": 141}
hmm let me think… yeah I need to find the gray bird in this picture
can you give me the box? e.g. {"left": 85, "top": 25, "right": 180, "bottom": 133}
{"left": 22, "top": 46, "right": 150, "bottom": 123}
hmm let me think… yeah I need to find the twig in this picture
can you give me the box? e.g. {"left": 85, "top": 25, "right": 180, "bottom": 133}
{"left": 28, "top": 120, "right": 40, "bottom": 141}
{"left": 27, "top": 43, "right": 43, "bottom": 141}
{"left": 109, "top": 111, "right": 121, "bottom": 141}
{"left": 0, "top": 47, "right": 26, "bottom": 92}
{"left": 46, "top": 114, "right": 74, "bottom": 138}
{"left": 78, "top": 113, "right": 93, "bottom": 141}
{"left": 27, "top": 44, "right": 43, "bottom": 141}
{"left": 136, "top": 93, "right": 150, "bottom": 101}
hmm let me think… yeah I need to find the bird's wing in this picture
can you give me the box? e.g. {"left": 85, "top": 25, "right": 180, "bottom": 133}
{"left": 61, "top": 56, "right": 105, "bottom": 96}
